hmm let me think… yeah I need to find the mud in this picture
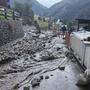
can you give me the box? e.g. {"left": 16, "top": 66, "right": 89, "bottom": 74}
{"left": 0, "top": 25, "right": 89, "bottom": 90}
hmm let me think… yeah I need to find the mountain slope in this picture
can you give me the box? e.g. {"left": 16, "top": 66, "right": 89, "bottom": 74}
{"left": 31, "top": 0, "right": 47, "bottom": 15}
{"left": 10, "top": 0, "right": 48, "bottom": 16}
{"left": 46, "top": 0, "right": 90, "bottom": 21}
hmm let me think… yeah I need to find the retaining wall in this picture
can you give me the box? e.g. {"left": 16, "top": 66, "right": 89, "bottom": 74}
{"left": 0, "top": 20, "right": 24, "bottom": 46}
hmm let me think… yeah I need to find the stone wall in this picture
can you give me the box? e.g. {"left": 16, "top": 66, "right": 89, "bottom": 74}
{"left": 0, "top": 20, "right": 24, "bottom": 46}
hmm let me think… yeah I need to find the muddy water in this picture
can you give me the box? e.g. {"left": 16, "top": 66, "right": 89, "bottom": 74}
{"left": 0, "top": 26, "right": 89, "bottom": 90}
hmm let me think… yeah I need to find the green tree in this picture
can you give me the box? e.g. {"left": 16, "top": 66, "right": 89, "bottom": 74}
{"left": 22, "top": 3, "right": 34, "bottom": 25}
{"left": 23, "top": 3, "right": 34, "bottom": 21}
{"left": 14, "top": 2, "right": 24, "bottom": 16}
{"left": 14, "top": 1, "right": 34, "bottom": 24}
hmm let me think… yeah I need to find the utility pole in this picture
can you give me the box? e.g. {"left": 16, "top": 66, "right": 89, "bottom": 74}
{"left": 4, "top": 8, "right": 7, "bottom": 19}
{"left": 12, "top": 0, "right": 16, "bottom": 20}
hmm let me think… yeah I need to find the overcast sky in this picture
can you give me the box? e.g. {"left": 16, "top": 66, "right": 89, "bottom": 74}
{"left": 37, "top": 0, "right": 62, "bottom": 8}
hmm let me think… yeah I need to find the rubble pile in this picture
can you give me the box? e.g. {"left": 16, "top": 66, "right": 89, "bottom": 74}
{"left": 0, "top": 25, "right": 68, "bottom": 90}
{"left": 0, "top": 26, "right": 46, "bottom": 63}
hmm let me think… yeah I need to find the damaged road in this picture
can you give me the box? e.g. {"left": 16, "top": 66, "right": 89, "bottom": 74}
{"left": 0, "top": 26, "right": 89, "bottom": 90}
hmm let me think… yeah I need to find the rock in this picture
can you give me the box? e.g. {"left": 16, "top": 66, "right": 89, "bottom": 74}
{"left": 31, "top": 77, "right": 41, "bottom": 88}
{"left": 40, "top": 50, "right": 56, "bottom": 61}
{"left": 33, "top": 54, "right": 36, "bottom": 57}
{"left": 23, "top": 86, "right": 30, "bottom": 90}
{"left": 45, "top": 76, "right": 49, "bottom": 79}
{"left": 13, "top": 84, "right": 19, "bottom": 89}
{"left": 41, "top": 55, "right": 55, "bottom": 61}
{"left": 25, "top": 58, "right": 28, "bottom": 60}
{"left": 48, "top": 40, "right": 51, "bottom": 43}
{"left": 59, "top": 51, "right": 62, "bottom": 54}
{"left": 33, "top": 70, "right": 42, "bottom": 75}
{"left": 65, "top": 76, "right": 68, "bottom": 78}
{"left": 40, "top": 75, "right": 43, "bottom": 80}
{"left": 17, "top": 41, "right": 22, "bottom": 45}
{"left": 51, "top": 74, "right": 53, "bottom": 76}
{"left": 11, "top": 65, "right": 18, "bottom": 69}
{"left": 58, "top": 66, "right": 65, "bottom": 71}
{"left": 0, "top": 57, "right": 15, "bottom": 64}
{"left": 4, "top": 69, "right": 18, "bottom": 74}
{"left": 0, "top": 75, "right": 5, "bottom": 79}
{"left": 76, "top": 74, "right": 90, "bottom": 86}
{"left": 31, "top": 81, "right": 40, "bottom": 88}
{"left": 15, "top": 52, "right": 20, "bottom": 56}
{"left": 39, "top": 34, "right": 46, "bottom": 38}
{"left": 60, "top": 55, "right": 65, "bottom": 58}
{"left": 57, "top": 47, "right": 61, "bottom": 51}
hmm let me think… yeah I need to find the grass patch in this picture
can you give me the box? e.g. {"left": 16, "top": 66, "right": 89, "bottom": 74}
{"left": 34, "top": 15, "right": 48, "bottom": 30}
{"left": 37, "top": 20, "right": 48, "bottom": 30}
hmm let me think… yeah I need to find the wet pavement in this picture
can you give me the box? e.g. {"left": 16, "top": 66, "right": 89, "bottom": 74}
{"left": 0, "top": 26, "right": 90, "bottom": 90}
{"left": 19, "top": 62, "right": 90, "bottom": 90}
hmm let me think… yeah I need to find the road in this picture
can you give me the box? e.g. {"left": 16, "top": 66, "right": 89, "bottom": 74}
{"left": 0, "top": 26, "right": 89, "bottom": 90}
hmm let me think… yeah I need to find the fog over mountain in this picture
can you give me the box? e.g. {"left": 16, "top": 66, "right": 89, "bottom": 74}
{"left": 10, "top": 0, "right": 90, "bottom": 21}
{"left": 11, "top": 0, "right": 48, "bottom": 16}
{"left": 45, "top": 0, "right": 90, "bottom": 21}
{"left": 37, "top": 0, "right": 62, "bottom": 8}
